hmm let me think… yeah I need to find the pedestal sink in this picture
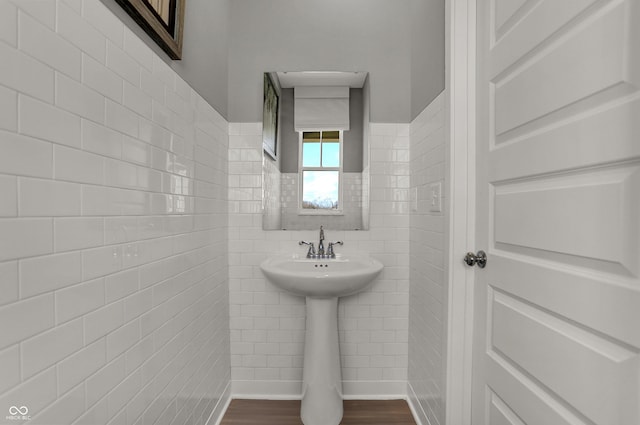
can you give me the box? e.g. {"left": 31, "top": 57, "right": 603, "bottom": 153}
{"left": 260, "top": 255, "right": 383, "bottom": 425}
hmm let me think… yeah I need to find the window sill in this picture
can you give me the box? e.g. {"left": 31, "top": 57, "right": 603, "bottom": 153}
{"left": 297, "top": 209, "right": 344, "bottom": 216}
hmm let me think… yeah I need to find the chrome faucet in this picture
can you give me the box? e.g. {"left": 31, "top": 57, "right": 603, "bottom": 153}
{"left": 327, "top": 241, "right": 343, "bottom": 258}
{"left": 300, "top": 226, "right": 343, "bottom": 258}
{"left": 299, "top": 241, "right": 316, "bottom": 258}
{"left": 318, "top": 226, "right": 325, "bottom": 257}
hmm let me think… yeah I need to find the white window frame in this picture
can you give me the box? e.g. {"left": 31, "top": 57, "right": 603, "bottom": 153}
{"left": 298, "top": 130, "right": 344, "bottom": 215}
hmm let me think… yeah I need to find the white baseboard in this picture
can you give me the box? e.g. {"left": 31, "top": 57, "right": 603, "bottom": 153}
{"left": 205, "top": 381, "right": 232, "bottom": 425}
{"left": 341, "top": 381, "right": 407, "bottom": 399}
{"left": 232, "top": 380, "right": 303, "bottom": 399}
{"left": 406, "top": 382, "right": 428, "bottom": 425}
{"left": 231, "top": 380, "right": 407, "bottom": 400}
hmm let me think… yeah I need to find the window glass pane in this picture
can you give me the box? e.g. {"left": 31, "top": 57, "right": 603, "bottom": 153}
{"left": 322, "top": 142, "right": 340, "bottom": 167}
{"left": 302, "top": 171, "right": 339, "bottom": 210}
{"left": 302, "top": 132, "right": 321, "bottom": 167}
{"left": 302, "top": 142, "right": 321, "bottom": 167}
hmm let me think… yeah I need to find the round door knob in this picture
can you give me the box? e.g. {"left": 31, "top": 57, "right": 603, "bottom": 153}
{"left": 464, "top": 250, "right": 487, "bottom": 268}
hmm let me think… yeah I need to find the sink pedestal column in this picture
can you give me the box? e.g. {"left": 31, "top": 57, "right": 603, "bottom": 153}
{"left": 301, "top": 297, "right": 343, "bottom": 425}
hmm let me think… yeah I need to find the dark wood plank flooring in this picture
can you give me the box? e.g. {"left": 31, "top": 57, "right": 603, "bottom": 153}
{"left": 220, "top": 399, "right": 417, "bottom": 425}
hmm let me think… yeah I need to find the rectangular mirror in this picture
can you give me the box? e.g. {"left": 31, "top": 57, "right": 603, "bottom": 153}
{"left": 262, "top": 71, "right": 370, "bottom": 230}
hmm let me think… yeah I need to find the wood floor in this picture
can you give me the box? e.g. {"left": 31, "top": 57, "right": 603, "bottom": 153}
{"left": 219, "top": 399, "right": 417, "bottom": 425}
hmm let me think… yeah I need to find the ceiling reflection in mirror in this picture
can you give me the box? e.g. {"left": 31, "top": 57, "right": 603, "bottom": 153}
{"left": 262, "top": 71, "right": 370, "bottom": 231}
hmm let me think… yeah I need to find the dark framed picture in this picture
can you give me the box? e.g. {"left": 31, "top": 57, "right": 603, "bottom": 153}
{"left": 115, "top": 0, "right": 185, "bottom": 60}
{"left": 263, "top": 73, "right": 279, "bottom": 160}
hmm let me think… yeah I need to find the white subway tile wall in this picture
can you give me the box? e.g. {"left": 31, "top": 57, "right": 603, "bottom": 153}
{"left": 261, "top": 153, "right": 282, "bottom": 230}
{"left": 0, "top": 2, "right": 230, "bottom": 425}
{"left": 408, "top": 92, "right": 446, "bottom": 425}
{"left": 228, "top": 122, "right": 410, "bottom": 397}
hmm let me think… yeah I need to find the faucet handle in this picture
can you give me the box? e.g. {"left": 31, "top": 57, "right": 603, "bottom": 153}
{"left": 326, "top": 241, "right": 343, "bottom": 258}
{"left": 299, "top": 241, "right": 316, "bottom": 258}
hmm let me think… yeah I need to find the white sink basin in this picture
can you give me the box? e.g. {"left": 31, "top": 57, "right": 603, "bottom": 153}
{"left": 260, "top": 254, "right": 383, "bottom": 425}
{"left": 260, "top": 255, "right": 383, "bottom": 298}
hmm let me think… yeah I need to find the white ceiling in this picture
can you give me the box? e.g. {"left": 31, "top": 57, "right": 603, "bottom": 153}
{"left": 276, "top": 71, "right": 368, "bottom": 88}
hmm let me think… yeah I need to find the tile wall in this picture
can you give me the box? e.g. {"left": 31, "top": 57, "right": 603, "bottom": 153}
{"left": 280, "top": 172, "right": 363, "bottom": 230}
{"left": 0, "top": 1, "right": 230, "bottom": 424}
{"left": 0, "top": 1, "right": 449, "bottom": 421}
{"left": 408, "top": 92, "right": 447, "bottom": 425}
{"left": 261, "top": 154, "right": 281, "bottom": 230}
{"left": 228, "top": 123, "right": 411, "bottom": 397}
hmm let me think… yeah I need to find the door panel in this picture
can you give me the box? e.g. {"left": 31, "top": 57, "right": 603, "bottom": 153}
{"left": 494, "top": 0, "right": 528, "bottom": 35}
{"left": 491, "top": 0, "right": 601, "bottom": 73}
{"left": 491, "top": 292, "right": 638, "bottom": 425}
{"left": 493, "top": 165, "right": 640, "bottom": 274}
{"left": 494, "top": 3, "right": 632, "bottom": 138}
{"left": 488, "top": 390, "right": 526, "bottom": 425}
{"left": 487, "top": 356, "right": 589, "bottom": 425}
{"left": 488, "top": 97, "right": 640, "bottom": 183}
{"left": 473, "top": 0, "right": 640, "bottom": 424}
{"left": 489, "top": 256, "right": 640, "bottom": 347}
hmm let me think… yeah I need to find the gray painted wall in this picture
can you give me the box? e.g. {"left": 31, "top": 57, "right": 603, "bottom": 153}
{"left": 362, "top": 75, "right": 370, "bottom": 169}
{"left": 345, "top": 88, "right": 364, "bottom": 172}
{"left": 228, "top": 0, "right": 412, "bottom": 123}
{"left": 100, "top": 0, "right": 229, "bottom": 117}
{"left": 102, "top": 0, "right": 444, "bottom": 123}
{"left": 410, "top": 0, "right": 445, "bottom": 119}
{"left": 279, "top": 88, "right": 297, "bottom": 173}
{"left": 280, "top": 88, "right": 364, "bottom": 173}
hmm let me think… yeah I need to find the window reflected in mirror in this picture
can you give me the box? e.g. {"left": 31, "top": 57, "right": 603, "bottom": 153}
{"left": 301, "top": 131, "right": 342, "bottom": 212}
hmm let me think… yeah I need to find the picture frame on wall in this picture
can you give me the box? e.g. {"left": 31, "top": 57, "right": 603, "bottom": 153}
{"left": 114, "top": 0, "right": 185, "bottom": 60}
{"left": 263, "top": 73, "right": 279, "bottom": 160}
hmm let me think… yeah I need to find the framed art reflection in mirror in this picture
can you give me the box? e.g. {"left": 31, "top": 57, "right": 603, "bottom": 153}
{"left": 263, "top": 73, "right": 279, "bottom": 160}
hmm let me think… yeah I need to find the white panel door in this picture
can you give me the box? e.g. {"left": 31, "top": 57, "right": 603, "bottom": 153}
{"left": 472, "top": 1, "right": 640, "bottom": 424}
